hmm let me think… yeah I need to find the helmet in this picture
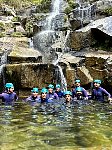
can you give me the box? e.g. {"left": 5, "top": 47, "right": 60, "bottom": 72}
{"left": 48, "top": 84, "right": 54, "bottom": 89}
{"left": 94, "top": 79, "right": 101, "bottom": 84}
{"left": 56, "top": 84, "right": 60, "bottom": 88}
{"left": 5, "top": 83, "right": 14, "bottom": 88}
{"left": 31, "top": 88, "right": 38, "bottom": 93}
{"left": 76, "top": 87, "right": 82, "bottom": 92}
{"left": 64, "top": 91, "right": 72, "bottom": 96}
{"left": 75, "top": 79, "right": 80, "bottom": 83}
{"left": 41, "top": 88, "right": 48, "bottom": 93}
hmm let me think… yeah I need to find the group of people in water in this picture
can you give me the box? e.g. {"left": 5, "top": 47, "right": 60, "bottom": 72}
{"left": 0, "top": 79, "right": 112, "bottom": 105}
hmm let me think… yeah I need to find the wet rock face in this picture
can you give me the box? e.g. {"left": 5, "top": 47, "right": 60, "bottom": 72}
{"left": 60, "top": 51, "right": 112, "bottom": 90}
{"left": 4, "top": 63, "right": 55, "bottom": 96}
{"left": 70, "top": 19, "right": 82, "bottom": 30}
{"left": 69, "top": 31, "right": 91, "bottom": 50}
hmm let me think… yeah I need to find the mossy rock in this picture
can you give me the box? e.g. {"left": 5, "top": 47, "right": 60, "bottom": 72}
{"left": 0, "top": 22, "right": 5, "bottom": 31}
{"left": 101, "top": 7, "right": 112, "bottom": 16}
{"left": 11, "top": 32, "right": 24, "bottom": 37}
{"left": 0, "top": 32, "right": 5, "bottom": 37}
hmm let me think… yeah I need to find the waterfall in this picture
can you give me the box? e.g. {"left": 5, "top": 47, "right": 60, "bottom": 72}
{"left": 33, "top": 0, "right": 64, "bottom": 63}
{"left": 73, "top": 1, "right": 96, "bottom": 25}
{"left": 0, "top": 50, "right": 8, "bottom": 86}
{"left": 33, "top": 0, "right": 68, "bottom": 91}
{"left": 0, "top": 37, "right": 14, "bottom": 86}
{"left": 57, "top": 65, "right": 67, "bottom": 92}
{"left": 46, "top": 0, "right": 61, "bottom": 30}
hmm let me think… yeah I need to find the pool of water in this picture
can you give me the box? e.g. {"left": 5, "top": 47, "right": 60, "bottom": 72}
{"left": 0, "top": 100, "right": 112, "bottom": 150}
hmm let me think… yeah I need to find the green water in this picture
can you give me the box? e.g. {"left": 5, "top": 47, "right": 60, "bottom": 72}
{"left": 0, "top": 101, "right": 112, "bottom": 150}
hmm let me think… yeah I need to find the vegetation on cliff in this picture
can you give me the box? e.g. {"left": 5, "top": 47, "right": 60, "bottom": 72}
{"left": 0, "top": 0, "right": 52, "bottom": 12}
{"left": 64, "top": 0, "right": 78, "bottom": 15}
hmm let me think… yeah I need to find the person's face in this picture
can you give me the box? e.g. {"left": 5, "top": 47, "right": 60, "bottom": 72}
{"left": 49, "top": 88, "right": 53, "bottom": 93}
{"left": 94, "top": 82, "right": 100, "bottom": 88}
{"left": 8, "top": 87, "right": 14, "bottom": 93}
{"left": 56, "top": 88, "right": 60, "bottom": 92}
{"left": 75, "top": 82, "right": 80, "bottom": 87}
{"left": 65, "top": 94, "right": 71, "bottom": 102}
{"left": 32, "top": 92, "right": 38, "bottom": 97}
{"left": 41, "top": 93, "right": 47, "bottom": 99}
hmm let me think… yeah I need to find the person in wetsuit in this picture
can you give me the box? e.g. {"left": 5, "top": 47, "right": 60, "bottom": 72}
{"left": 46, "top": 84, "right": 59, "bottom": 101}
{"left": 74, "top": 87, "right": 88, "bottom": 100}
{"left": 91, "top": 79, "right": 111, "bottom": 103}
{"left": 72, "top": 79, "right": 88, "bottom": 100}
{"left": 25, "top": 88, "right": 39, "bottom": 103}
{"left": 64, "top": 91, "right": 72, "bottom": 104}
{"left": 55, "top": 84, "right": 64, "bottom": 98}
{"left": 0, "top": 83, "right": 18, "bottom": 105}
{"left": 37, "top": 88, "right": 53, "bottom": 103}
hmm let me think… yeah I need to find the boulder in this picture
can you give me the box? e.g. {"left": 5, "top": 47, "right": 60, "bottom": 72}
{"left": 77, "top": 16, "right": 112, "bottom": 37}
{"left": 69, "top": 30, "right": 91, "bottom": 50}
{"left": 4, "top": 63, "right": 55, "bottom": 96}
{"left": 8, "top": 47, "right": 42, "bottom": 63}
{"left": 59, "top": 51, "right": 112, "bottom": 88}
{"left": 70, "top": 19, "right": 82, "bottom": 30}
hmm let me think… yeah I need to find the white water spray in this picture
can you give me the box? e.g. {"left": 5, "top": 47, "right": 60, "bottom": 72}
{"left": 34, "top": 0, "right": 68, "bottom": 91}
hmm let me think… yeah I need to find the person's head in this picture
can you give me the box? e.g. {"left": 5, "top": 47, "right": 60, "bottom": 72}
{"left": 76, "top": 87, "right": 82, "bottom": 96}
{"left": 93, "top": 79, "right": 101, "bottom": 88}
{"left": 41, "top": 88, "right": 48, "bottom": 99}
{"left": 31, "top": 88, "right": 38, "bottom": 97}
{"left": 48, "top": 84, "right": 54, "bottom": 93}
{"left": 56, "top": 84, "right": 61, "bottom": 91}
{"left": 64, "top": 91, "right": 72, "bottom": 102}
{"left": 75, "top": 79, "right": 81, "bottom": 87}
{"left": 5, "top": 83, "right": 14, "bottom": 93}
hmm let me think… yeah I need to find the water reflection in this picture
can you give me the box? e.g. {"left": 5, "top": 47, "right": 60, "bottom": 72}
{"left": 0, "top": 100, "right": 112, "bottom": 150}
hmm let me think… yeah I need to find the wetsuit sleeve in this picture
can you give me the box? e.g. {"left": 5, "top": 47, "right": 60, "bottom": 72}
{"left": 54, "top": 93, "right": 59, "bottom": 100}
{"left": 88, "top": 90, "right": 94, "bottom": 100}
{"left": 0, "top": 94, "right": 3, "bottom": 99}
{"left": 82, "top": 88, "right": 88, "bottom": 97}
{"left": 25, "top": 96, "right": 32, "bottom": 102}
{"left": 102, "top": 88, "right": 111, "bottom": 98}
{"left": 72, "top": 89, "right": 76, "bottom": 98}
{"left": 14, "top": 93, "right": 18, "bottom": 101}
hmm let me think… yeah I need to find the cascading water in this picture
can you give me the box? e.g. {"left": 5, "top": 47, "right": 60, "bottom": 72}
{"left": 0, "top": 37, "right": 14, "bottom": 86}
{"left": 0, "top": 52, "right": 7, "bottom": 85}
{"left": 33, "top": 0, "right": 68, "bottom": 91}
{"left": 46, "top": 0, "right": 61, "bottom": 30}
{"left": 33, "top": 0, "right": 64, "bottom": 63}
{"left": 74, "top": 0, "right": 96, "bottom": 26}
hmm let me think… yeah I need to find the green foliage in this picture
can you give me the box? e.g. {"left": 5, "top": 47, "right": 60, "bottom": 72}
{"left": 0, "top": 0, "right": 51, "bottom": 9}
{"left": 102, "top": 7, "right": 112, "bottom": 16}
{"left": 0, "top": 32, "right": 5, "bottom": 37}
{"left": 36, "top": 0, "right": 51, "bottom": 13}
{"left": 0, "top": 22, "right": 5, "bottom": 30}
{"left": 11, "top": 16, "right": 20, "bottom": 22}
{"left": 68, "top": 0, "right": 78, "bottom": 8}
{"left": 64, "top": 6, "right": 72, "bottom": 15}
{"left": 65, "top": 0, "right": 78, "bottom": 15}
{"left": 11, "top": 32, "right": 24, "bottom": 37}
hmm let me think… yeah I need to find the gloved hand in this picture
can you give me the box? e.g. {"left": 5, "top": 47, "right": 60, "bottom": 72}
{"left": 108, "top": 98, "right": 112, "bottom": 104}
{"left": 48, "top": 97, "right": 53, "bottom": 100}
{"left": 84, "top": 97, "right": 88, "bottom": 100}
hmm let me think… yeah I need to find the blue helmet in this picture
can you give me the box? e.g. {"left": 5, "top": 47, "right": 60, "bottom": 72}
{"left": 41, "top": 88, "right": 48, "bottom": 93}
{"left": 75, "top": 79, "right": 80, "bottom": 83}
{"left": 94, "top": 79, "right": 101, "bottom": 84}
{"left": 31, "top": 88, "right": 38, "bottom": 93}
{"left": 56, "top": 84, "right": 60, "bottom": 88}
{"left": 48, "top": 84, "right": 54, "bottom": 89}
{"left": 5, "top": 83, "right": 14, "bottom": 88}
{"left": 64, "top": 91, "right": 72, "bottom": 96}
{"left": 76, "top": 87, "right": 82, "bottom": 92}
